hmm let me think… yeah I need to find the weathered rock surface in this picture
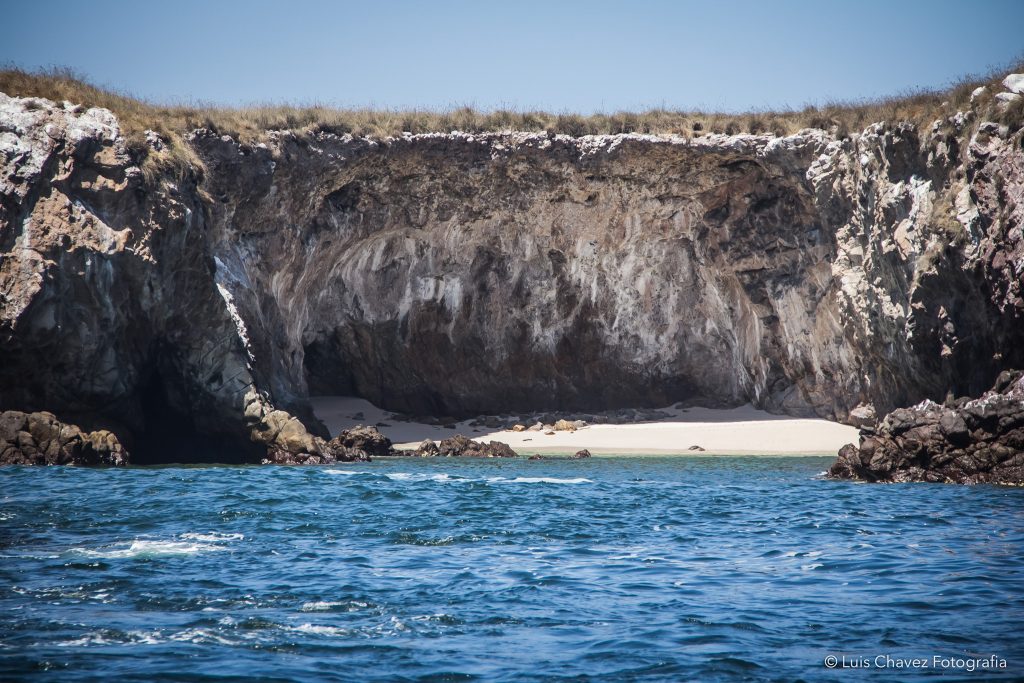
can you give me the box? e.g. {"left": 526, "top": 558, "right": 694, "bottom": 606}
{"left": 829, "top": 370, "right": 1024, "bottom": 483}
{"left": 194, "top": 109, "right": 1024, "bottom": 424}
{"left": 0, "top": 411, "right": 127, "bottom": 466}
{"left": 0, "top": 94, "right": 330, "bottom": 465}
{"left": 2, "top": 88, "right": 1023, "bottom": 465}
{"left": 416, "top": 435, "right": 517, "bottom": 458}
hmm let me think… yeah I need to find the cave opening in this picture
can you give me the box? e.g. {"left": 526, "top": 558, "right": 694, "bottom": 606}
{"left": 131, "top": 368, "right": 260, "bottom": 465}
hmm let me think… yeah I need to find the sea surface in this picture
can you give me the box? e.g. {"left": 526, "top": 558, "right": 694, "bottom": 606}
{"left": 1, "top": 456, "right": 1022, "bottom": 682}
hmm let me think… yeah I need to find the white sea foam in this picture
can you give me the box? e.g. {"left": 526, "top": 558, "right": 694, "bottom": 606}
{"left": 324, "top": 471, "right": 591, "bottom": 485}
{"left": 300, "top": 601, "right": 345, "bottom": 612}
{"left": 500, "top": 476, "right": 592, "bottom": 484}
{"left": 71, "top": 532, "right": 240, "bottom": 559}
{"left": 385, "top": 472, "right": 456, "bottom": 482}
{"left": 58, "top": 632, "right": 115, "bottom": 647}
{"left": 180, "top": 532, "right": 244, "bottom": 542}
{"left": 290, "top": 623, "right": 351, "bottom": 636}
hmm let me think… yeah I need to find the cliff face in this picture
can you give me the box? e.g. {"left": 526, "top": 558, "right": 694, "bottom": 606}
{"left": 1, "top": 90, "right": 1022, "bottom": 461}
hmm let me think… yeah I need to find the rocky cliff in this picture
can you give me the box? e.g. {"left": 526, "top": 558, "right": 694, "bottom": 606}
{"left": 1, "top": 79, "right": 1022, "bottom": 464}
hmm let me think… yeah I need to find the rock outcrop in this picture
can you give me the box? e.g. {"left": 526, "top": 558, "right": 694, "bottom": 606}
{"left": 0, "top": 411, "right": 127, "bottom": 466}
{"left": 329, "top": 425, "right": 396, "bottom": 457}
{"left": 2, "top": 80, "right": 1023, "bottom": 465}
{"left": 829, "top": 371, "right": 1024, "bottom": 484}
{"left": 415, "top": 435, "right": 517, "bottom": 458}
{"left": 0, "top": 94, "right": 330, "bottom": 465}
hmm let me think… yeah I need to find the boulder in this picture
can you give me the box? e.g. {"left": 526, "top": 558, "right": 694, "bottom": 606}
{"left": 570, "top": 449, "right": 592, "bottom": 459}
{"left": 416, "top": 438, "right": 440, "bottom": 456}
{"left": 1002, "top": 73, "right": 1024, "bottom": 94}
{"left": 553, "top": 419, "right": 578, "bottom": 432}
{"left": 847, "top": 403, "right": 877, "bottom": 428}
{"left": 330, "top": 425, "right": 396, "bottom": 457}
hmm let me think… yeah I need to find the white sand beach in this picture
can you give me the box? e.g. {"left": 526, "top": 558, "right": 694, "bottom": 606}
{"left": 310, "top": 396, "right": 857, "bottom": 456}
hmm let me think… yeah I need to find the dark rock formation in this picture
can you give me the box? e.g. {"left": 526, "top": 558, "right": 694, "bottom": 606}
{"left": 2, "top": 87, "right": 1023, "bottom": 464}
{"left": 570, "top": 449, "right": 592, "bottom": 459}
{"left": 329, "top": 425, "right": 396, "bottom": 457}
{"left": 416, "top": 435, "right": 517, "bottom": 458}
{"left": 829, "top": 370, "right": 1024, "bottom": 484}
{"left": 0, "top": 411, "right": 127, "bottom": 466}
{"left": 0, "top": 95, "right": 330, "bottom": 465}
{"left": 260, "top": 424, "right": 395, "bottom": 463}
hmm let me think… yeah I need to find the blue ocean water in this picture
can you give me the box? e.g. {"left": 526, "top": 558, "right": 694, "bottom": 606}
{"left": 1, "top": 456, "right": 1022, "bottom": 682}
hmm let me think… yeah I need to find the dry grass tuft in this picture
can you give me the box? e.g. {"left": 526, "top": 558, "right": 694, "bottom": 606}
{"left": 2, "top": 62, "right": 1021, "bottom": 150}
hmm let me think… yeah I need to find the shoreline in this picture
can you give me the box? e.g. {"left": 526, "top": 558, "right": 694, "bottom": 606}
{"left": 310, "top": 396, "right": 857, "bottom": 457}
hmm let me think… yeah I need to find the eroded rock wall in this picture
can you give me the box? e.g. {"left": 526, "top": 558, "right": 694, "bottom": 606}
{"left": 2, "top": 90, "right": 1022, "bottom": 463}
{"left": 195, "top": 114, "right": 1022, "bottom": 421}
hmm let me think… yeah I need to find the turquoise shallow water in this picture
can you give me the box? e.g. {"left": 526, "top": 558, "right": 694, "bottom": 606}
{"left": 1, "top": 456, "right": 1022, "bottom": 681}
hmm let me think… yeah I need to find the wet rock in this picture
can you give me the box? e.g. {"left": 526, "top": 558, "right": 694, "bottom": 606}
{"left": 570, "top": 449, "right": 592, "bottom": 459}
{"left": 687, "top": 445, "right": 706, "bottom": 452}
{"left": 829, "top": 371, "right": 1024, "bottom": 484}
{"left": 0, "top": 411, "right": 128, "bottom": 466}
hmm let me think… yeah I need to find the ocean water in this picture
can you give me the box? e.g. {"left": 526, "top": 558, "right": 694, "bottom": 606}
{"left": 1, "top": 456, "right": 1022, "bottom": 682}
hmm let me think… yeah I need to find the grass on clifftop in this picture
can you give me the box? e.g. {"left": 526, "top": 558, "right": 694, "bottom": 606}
{"left": 1, "top": 63, "right": 1021, "bottom": 180}
{"left": 3, "top": 63, "right": 1022, "bottom": 141}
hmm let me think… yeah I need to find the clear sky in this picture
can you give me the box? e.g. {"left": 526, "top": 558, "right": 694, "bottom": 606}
{"left": 2, "top": 0, "right": 1022, "bottom": 113}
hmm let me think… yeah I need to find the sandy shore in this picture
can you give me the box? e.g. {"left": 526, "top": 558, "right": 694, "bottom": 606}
{"left": 310, "top": 396, "right": 857, "bottom": 456}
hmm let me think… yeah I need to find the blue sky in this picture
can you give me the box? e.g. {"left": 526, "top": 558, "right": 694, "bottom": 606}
{"left": 3, "top": 0, "right": 1022, "bottom": 113}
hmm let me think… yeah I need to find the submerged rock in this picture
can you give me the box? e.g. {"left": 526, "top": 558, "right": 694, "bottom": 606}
{"left": 829, "top": 371, "right": 1024, "bottom": 484}
{"left": 0, "top": 411, "right": 128, "bottom": 466}
{"left": 570, "top": 449, "right": 592, "bottom": 459}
